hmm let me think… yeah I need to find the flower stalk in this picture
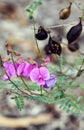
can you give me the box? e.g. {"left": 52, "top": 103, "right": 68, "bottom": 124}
{"left": 32, "top": 17, "right": 42, "bottom": 58}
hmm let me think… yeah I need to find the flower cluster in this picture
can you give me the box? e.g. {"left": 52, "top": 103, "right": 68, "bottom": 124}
{"left": 3, "top": 57, "right": 57, "bottom": 88}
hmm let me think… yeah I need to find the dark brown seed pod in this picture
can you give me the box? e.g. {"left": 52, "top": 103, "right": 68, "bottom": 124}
{"left": 48, "top": 36, "right": 62, "bottom": 55}
{"left": 35, "top": 26, "right": 48, "bottom": 40}
{"left": 59, "top": 2, "right": 72, "bottom": 20}
{"left": 44, "top": 44, "right": 52, "bottom": 55}
{"left": 67, "top": 17, "right": 82, "bottom": 44}
{"left": 68, "top": 42, "right": 79, "bottom": 52}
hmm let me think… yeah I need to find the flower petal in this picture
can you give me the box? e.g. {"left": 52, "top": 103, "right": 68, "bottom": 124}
{"left": 38, "top": 79, "right": 45, "bottom": 86}
{"left": 43, "top": 75, "right": 57, "bottom": 88}
{"left": 23, "top": 63, "right": 37, "bottom": 78}
{"left": 30, "top": 68, "right": 39, "bottom": 82}
{"left": 3, "top": 74, "right": 9, "bottom": 81}
{"left": 3, "top": 62, "right": 10, "bottom": 69}
{"left": 39, "top": 67, "right": 50, "bottom": 80}
{"left": 9, "top": 63, "right": 16, "bottom": 76}
{"left": 17, "top": 62, "right": 26, "bottom": 76}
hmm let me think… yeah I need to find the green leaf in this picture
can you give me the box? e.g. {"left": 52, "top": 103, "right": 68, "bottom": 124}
{"left": 14, "top": 95, "right": 24, "bottom": 111}
{"left": 27, "top": 95, "right": 56, "bottom": 104}
{"left": 54, "top": 91, "right": 64, "bottom": 99}
{"left": 82, "top": 8, "right": 84, "bottom": 11}
{"left": 73, "top": 58, "right": 84, "bottom": 66}
{"left": 80, "top": 84, "right": 84, "bottom": 89}
{"left": 77, "top": 96, "right": 83, "bottom": 103}
{"left": 26, "top": 0, "right": 42, "bottom": 20}
{"left": 82, "top": 16, "right": 84, "bottom": 20}
{"left": 28, "top": 83, "right": 40, "bottom": 91}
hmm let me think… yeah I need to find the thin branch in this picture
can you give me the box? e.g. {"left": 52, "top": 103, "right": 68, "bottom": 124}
{"left": 46, "top": 22, "right": 76, "bottom": 29}
{"left": 74, "top": 0, "right": 81, "bottom": 10}
{"left": 46, "top": 22, "right": 84, "bottom": 29}
{"left": 20, "top": 76, "right": 32, "bottom": 94}
{"left": 32, "top": 17, "right": 42, "bottom": 58}
{"left": 10, "top": 52, "right": 32, "bottom": 94}
{"left": 0, "top": 55, "right": 30, "bottom": 96}
{"left": 70, "top": 58, "right": 84, "bottom": 84}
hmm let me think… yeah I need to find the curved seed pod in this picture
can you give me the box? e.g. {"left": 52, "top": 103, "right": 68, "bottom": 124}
{"left": 48, "top": 36, "right": 62, "bottom": 55}
{"left": 44, "top": 44, "right": 52, "bottom": 55}
{"left": 67, "top": 17, "right": 82, "bottom": 44}
{"left": 68, "top": 42, "right": 79, "bottom": 52}
{"left": 35, "top": 26, "right": 48, "bottom": 40}
{"left": 59, "top": 2, "right": 72, "bottom": 20}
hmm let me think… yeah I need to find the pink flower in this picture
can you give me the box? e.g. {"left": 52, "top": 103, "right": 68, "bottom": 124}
{"left": 30, "top": 67, "right": 50, "bottom": 86}
{"left": 3, "top": 62, "right": 19, "bottom": 81}
{"left": 17, "top": 61, "right": 38, "bottom": 78}
{"left": 23, "top": 63, "right": 38, "bottom": 78}
{"left": 3, "top": 59, "right": 38, "bottom": 81}
{"left": 17, "top": 61, "right": 29, "bottom": 76}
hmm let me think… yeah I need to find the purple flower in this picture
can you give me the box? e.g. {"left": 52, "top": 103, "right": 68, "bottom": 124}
{"left": 30, "top": 67, "right": 50, "bottom": 86}
{"left": 3, "top": 62, "right": 19, "bottom": 81}
{"left": 3, "top": 59, "right": 38, "bottom": 81}
{"left": 17, "top": 61, "right": 29, "bottom": 76}
{"left": 23, "top": 63, "right": 38, "bottom": 78}
{"left": 43, "top": 75, "right": 57, "bottom": 88}
{"left": 17, "top": 61, "right": 38, "bottom": 78}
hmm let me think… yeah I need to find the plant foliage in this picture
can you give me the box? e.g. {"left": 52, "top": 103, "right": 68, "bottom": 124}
{"left": 14, "top": 95, "right": 24, "bottom": 111}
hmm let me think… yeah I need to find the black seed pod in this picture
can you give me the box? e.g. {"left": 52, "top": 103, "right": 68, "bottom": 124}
{"left": 48, "top": 36, "right": 62, "bottom": 55}
{"left": 59, "top": 2, "right": 72, "bottom": 20}
{"left": 68, "top": 42, "right": 79, "bottom": 52}
{"left": 67, "top": 17, "right": 82, "bottom": 44}
{"left": 35, "top": 26, "right": 48, "bottom": 40}
{"left": 44, "top": 44, "right": 52, "bottom": 55}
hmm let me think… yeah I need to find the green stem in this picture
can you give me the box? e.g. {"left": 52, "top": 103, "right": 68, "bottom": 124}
{"left": 74, "top": 0, "right": 81, "bottom": 10}
{"left": 56, "top": 83, "right": 65, "bottom": 92}
{"left": 1, "top": 57, "right": 29, "bottom": 96}
{"left": 42, "top": 87, "right": 49, "bottom": 94}
{"left": 58, "top": 55, "right": 63, "bottom": 73}
{"left": 11, "top": 53, "right": 18, "bottom": 76}
{"left": 40, "top": 87, "right": 43, "bottom": 96}
{"left": 32, "top": 17, "right": 42, "bottom": 58}
{"left": 76, "top": 59, "right": 84, "bottom": 76}
{"left": 70, "top": 59, "right": 84, "bottom": 85}
{"left": 20, "top": 76, "right": 32, "bottom": 94}
{"left": 9, "top": 79, "right": 29, "bottom": 95}
{"left": 10, "top": 52, "right": 32, "bottom": 94}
